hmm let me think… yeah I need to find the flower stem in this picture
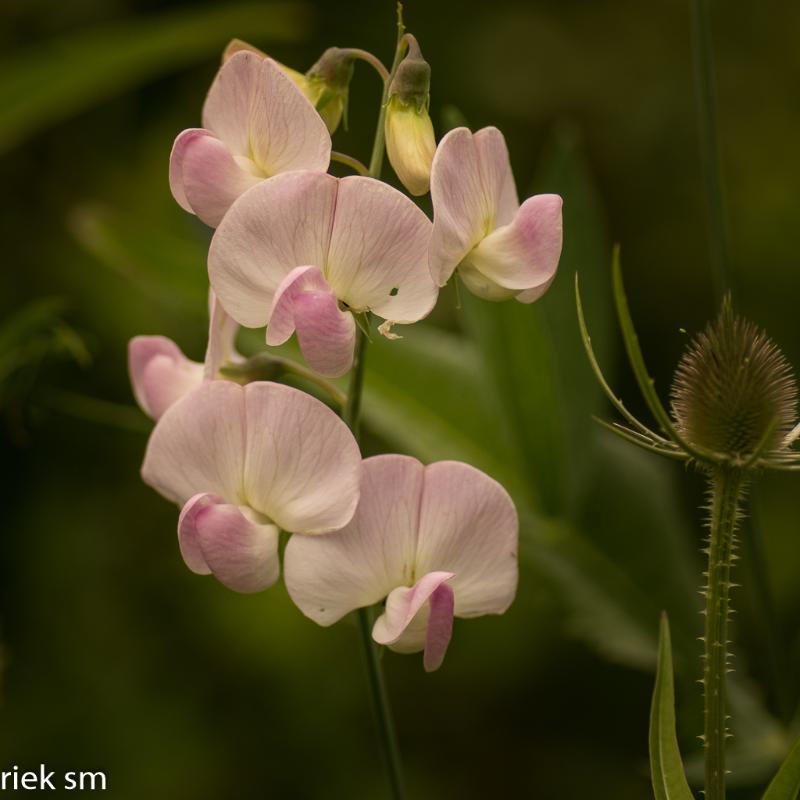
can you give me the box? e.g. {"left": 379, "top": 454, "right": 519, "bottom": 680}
{"left": 702, "top": 467, "right": 745, "bottom": 800}
{"left": 368, "top": 7, "right": 408, "bottom": 178}
{"left": 339, "top": 14, "right": 411, "bottom": 795}
{"left": 357, "top": 603, "right": 405, "bottom": 800}
{"left": 331, "top": 150, "right": 369, "bottom": 176}
{"left": 344, "top": 325, "right": 405, "bottom": 800}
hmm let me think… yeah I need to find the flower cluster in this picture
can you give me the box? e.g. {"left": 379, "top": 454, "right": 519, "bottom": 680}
{"left": 130, "top": 30, "right": 562, "bottom": 670}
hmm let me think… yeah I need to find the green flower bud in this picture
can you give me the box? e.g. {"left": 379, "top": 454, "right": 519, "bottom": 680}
{"left": 305, "top": 47, "right": 356, "bottom": 133}
{"left": 384, "top": 36, "right": 436, "bottom": 195}
{"left": 670, "top": 296, "right": 798, "bottom": 459}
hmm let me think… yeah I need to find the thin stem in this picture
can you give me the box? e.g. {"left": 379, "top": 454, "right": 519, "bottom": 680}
{"left": 342, "top": 325, "right": 369, "bottom": 432}
{"left": 368, "top": 10, "right": 408, "bottom": 178}
{"left": 690, "top": 0, "right": 731, "bottom": 298}
{"left": 331, "top": 150, "right": 369, "bottom": 176}
{"left": 340, "top": 14, "right": 410, "bottom": 796}
{"left": 702, "top": 467, "right": 745, "bottom": 800}
{"left": 220, "top": 354, "right": 345, "bottom": 408}
{"left": 357, "top": 605, "right": 405, "bottom": 800}
{"left": 342, "top": 48, "right": 391, "bottom": 82}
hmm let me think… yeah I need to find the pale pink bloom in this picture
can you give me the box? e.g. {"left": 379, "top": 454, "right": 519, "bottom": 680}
{"left": 129, "top": 294, "right": 239, "bottom": 420}
{"left": 208, "top": 171, "right": 438, "bottom": 378}
{"left": 141, "top": 381, "right": 362, "bottom": 593}
{"left": 429, "top": 126, "right": 563, "bottom": 303}
{"left": 169, "top": 51, "right": 331, "bottom": 227}
{"left": 284, "top": 455, "right": 518, "bottom": 671}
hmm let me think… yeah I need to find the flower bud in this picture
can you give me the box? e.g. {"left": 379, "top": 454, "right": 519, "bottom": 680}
{"left": 304, "top": 47, "right": 355, "bottom": 133}
{"left": 384, "top": 37, "right": 436, "bottom": 196}
{"left": 222, "top": 39, "right": 307, "bottom": 90}
{"left": 670, "top": 297, "right": 798, "bottom": 459}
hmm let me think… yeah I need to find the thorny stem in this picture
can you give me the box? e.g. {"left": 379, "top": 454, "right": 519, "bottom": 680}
{"left": 342, "top": 12, "right": 410, "bottom": 800}
{"left": 702, "top": 467, "right": 745, "bottom": 800}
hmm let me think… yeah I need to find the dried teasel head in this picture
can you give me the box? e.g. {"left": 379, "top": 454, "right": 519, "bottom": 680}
{"left": 670, "top": 296, "right": 798, "bottom": 460}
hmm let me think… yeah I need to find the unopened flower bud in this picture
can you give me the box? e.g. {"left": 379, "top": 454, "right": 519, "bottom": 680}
{"left": 384, "top": 37, "right": 436, "bottom": 196}
{"left": 671, "top": 296, "right": 798, "bottom": 459}
{"left": 222, "top": 39, "right": 307, "bottom": 91}
{"left": 304, "top": 47, "right": 355, "bottom": 133}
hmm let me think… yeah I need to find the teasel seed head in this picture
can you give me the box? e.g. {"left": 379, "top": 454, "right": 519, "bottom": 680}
{"left": 671, "top": 296, "right": 798, "bottom": 460}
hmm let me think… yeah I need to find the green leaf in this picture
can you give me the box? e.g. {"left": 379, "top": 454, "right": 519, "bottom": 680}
{"left": 0, "top": 2, "right": 310, "bottom": 153}
{"left": 762, "top": 736, "right": 800, "bottom": 800}
{"left": 649, "top": 614, "right": 695, "bottom": 800}
{"left": 362, "top": 325, "right": 532, "bottom": 505}
{"left": 68, "top": 205, "right": 208, "bottom": 313}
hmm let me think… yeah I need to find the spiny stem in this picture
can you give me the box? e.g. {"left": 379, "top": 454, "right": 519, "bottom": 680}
{"left": 702, "top": 467, "right": 745, "bottom": 800}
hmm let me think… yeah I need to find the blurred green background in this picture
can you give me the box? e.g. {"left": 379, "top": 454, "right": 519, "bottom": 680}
{"left": 1, "top": 0, "right": 799, "bottom": 797}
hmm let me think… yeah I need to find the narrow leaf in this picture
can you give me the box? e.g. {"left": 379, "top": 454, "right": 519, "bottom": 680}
{"left": 649, "top": 614, "right": 694, "bottom": 800}
{"left": 612, "top": 248, "right": 711, "bottom": 462}
{"left": 0, "top": 2, "right": 310, "bottom": 153}
{"left": 762, "top": 736, "right": 800, "bottom": 800}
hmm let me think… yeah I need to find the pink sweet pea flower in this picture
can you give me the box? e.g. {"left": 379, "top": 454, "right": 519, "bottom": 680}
{"left": 429, "top": 126, "right": 563, "bottom": 303}
{"left": 141, "top": 381, "right": 362, "bottom": 593}
{"left": 169, "top": 51, "right": 332, "bottom": 227}
{"left": 284, "top": 455, "right": 518, "bottom": 671}
{"left": 129, "top": 293, "right": 239, "bottom": 420}
{"left": 208, "top": 171, "right": 438, "bottom": 378}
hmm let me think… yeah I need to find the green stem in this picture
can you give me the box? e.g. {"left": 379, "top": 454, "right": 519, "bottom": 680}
{"left": 703, "top": 467, "right": 745, "bottom": 800}
{"left": 340, "top": 15, "right": 411, "bottom": 798}
{"left": 357, "top": 604, "right": 405, "bottom": 800}
{"left": 690, "top": 0, "right": 731, "bottom": 299}
{"left": 368, "top": 11, "right": 408, "bottom": 178}
{"left": 345, "top": 324, "right": 404, "bottom": 800}
{"left": 331, "top": 150, "right": 369, "bottom": 176}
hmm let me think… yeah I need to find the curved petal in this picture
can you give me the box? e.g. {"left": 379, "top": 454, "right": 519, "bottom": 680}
{"left": 177, "top": 493, "right": 218, "bottom": 575}
{"left": 372, "top": 572, "right": 454, "bottom": 664}
{"left": 202, "top": 51, "right": 330, "bottom": 176}
{"left": 416, "top": 461, "right": 518, "bottom": 617}
{"left": 194, "top": 502, "right": 280, "bottom": 593}
{"left": 141, "top": 381, "right": 245, "bottom": 506}
{"left": 241, "top": 383, "right": 361, "bottom": 535}
{"left": 266, "top": 266, "right": 355, "bottom": 377}
{"left": 284, "top": 454, "right": 426, "bottom": 626}
{"left": 128, "top": 335, "right": 203, "bottom": 420}
{"left": 201, "top": 50, "right": 262, "bottom": 156}
{"left": 515, "top": 272, "right": 557, "bottom": 305}
{"left": 169, "top": 128, "right": 204, "bottom": 213}
{"left": 468, "top": 194, "right": 562, "bottom": 292}
{"left": 327, "top": 176, "right": 437, "bottom": 325}
{"left": 177, "top": 130, "right": 262, "bottom": 227}
{"left": 473, "top": 126, "right": 519, "bottom": 227}
{"left": 425, "top": 581, "right": 455, "bottom": 672}
{"left": 428, "top": 126, "right": 518, "bottom": 287}
{"left": 203, "top": 291, "right": 240, "bottom": 379}
{"left": 457, "top": 259, "right": 519, "bottom": 302}
{"left": 208, "top": 171, "right": 338, "bottom": 328}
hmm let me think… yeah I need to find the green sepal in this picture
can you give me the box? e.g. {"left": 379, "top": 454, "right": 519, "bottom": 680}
{"left": 762, "top": 736, "right": 800, "bottom": 800}
{"left": 649, "top": 613, "right": 695, "bottom": 800}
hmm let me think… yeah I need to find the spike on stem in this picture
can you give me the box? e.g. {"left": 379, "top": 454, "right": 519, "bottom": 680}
{"left": 702, "top": 466, "right": 746, "bottom": 800}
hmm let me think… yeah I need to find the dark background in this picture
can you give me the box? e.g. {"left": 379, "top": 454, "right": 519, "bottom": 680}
{"left": 1, "top": 1, "right": 798, "bottom": 797}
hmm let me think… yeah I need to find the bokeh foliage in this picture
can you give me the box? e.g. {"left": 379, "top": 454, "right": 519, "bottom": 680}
{"left": 1, "top": 1, "right": 799, "bottom": 798}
